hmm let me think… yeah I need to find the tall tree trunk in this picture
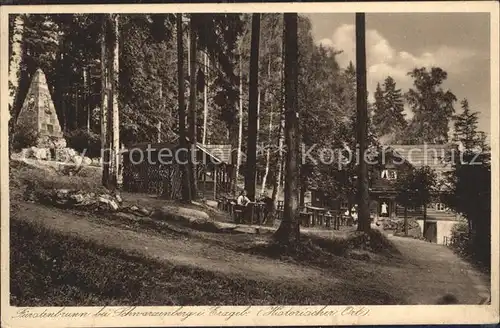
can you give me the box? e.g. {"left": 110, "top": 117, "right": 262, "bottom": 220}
{"left": 271, "top": 127, "right": 284, "bottom": 208}
{"left": 188, "top": 16, "right": 198, "bottom": 199}
{"left": 271, "top": 25, "right": 286, "bottom": 208}
{"left": 202, "top": 51, "right": 208, "bottom": 145}
{"left": 245, "top": 13, "right": 261, "bottom": 201}
{"left": 234, "top": 50, "right": 244, "bottom": 195}
{"left": 423, "top": 203, "right": 427, "bottom": 238}
{"left": 158, "top": 82, "right": 163, "bottom": 143}
{"left": 355, "top": 13, "right": 371, "bottom": 232}
{"left": 176, "top": 14, "right": 192, "bottom": 202}
{"left": 157, "top": 121, "right": 162, "bottom": 142}
{"left": 274, "top": 13, "right": 300, "bottom": 244}
{"left": 108, "top": 14, "right": 121, "bottom": 188}
{"left": 84, "top": 67, "right": 90, "bottom": 132}
{"left": 101, "top": 15, "right": 110, "bottom": 187}
{"left": 261, "top": 55, "right": 273, "bottom": 196}
{"left": 299, "top": 184, "right": 306, "bottom": 208}
{"left": 75, "top": 86, "right": 79, "bottom": 130}
{"left": 404, "top": 206, "right": 408, "bottom": 236}
{"left": 8, "top": 15, "right": 24, "bottom": 121}
{"left": 107, "top": 14, "right": 120, "bottom": 189}
{"left": 8, "top": 15, "right": 24, "bottom": 157}
{"left": 257, "top": 89, "right": 261, "bottom": 136}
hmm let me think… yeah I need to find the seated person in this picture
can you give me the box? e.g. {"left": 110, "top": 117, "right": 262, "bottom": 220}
{"left": 235, "top": 190, "right": 252, "bottom": 223}
{"left": 237, "top": 190, "right": 251, "bottom": 206}
{"left": 351, "top": 206, "right": 358, "bottom": 223}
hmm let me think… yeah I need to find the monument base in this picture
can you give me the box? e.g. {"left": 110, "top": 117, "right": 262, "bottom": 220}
{"left": 36, "top": 134, "right": 67, "bottom": 149}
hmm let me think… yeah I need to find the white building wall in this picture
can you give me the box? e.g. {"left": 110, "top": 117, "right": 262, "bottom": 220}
{"left": 416, "top": 219, "right": 424, "bottom": 233}
{"left": 416, "top": 219, "right": 458, "bottom": 245}
{"left": 437, "top": 221, "right": 457, "bottom": 245}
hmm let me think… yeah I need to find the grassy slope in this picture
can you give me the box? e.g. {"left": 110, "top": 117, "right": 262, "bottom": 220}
{"left": 11, "top": 218, "right": 345, "bottom": 306}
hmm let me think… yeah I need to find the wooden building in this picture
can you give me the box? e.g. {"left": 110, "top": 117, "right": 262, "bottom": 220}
{"left": 310, "top": 144, "right": 463, "bottom": 244}
{"left": 121, "top": 142, "right": 234, "bottom": 200}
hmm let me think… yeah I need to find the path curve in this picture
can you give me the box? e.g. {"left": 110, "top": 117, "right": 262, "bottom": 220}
{"left": 384, "top": 234, "right": 490, "bottom": 304}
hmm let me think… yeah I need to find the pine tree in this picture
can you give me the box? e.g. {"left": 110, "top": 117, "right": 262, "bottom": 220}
{"left": 101, "top": 15, "right": 110, "bottom": 187}
{"left": 8, "top": 14, "right": 25, "bottom": 156}
{"left": 109, "top": 14, "right": 120, "bottom": 188}
{"left": 177, "top": 14, "right": 192, "bottom": 202}
{"left": 355, "top": 13, "right": 371, "bottom": 233}
{"left": 244, "top": 13, "right": 261, "bottom": 201}
{"left": 8, "top": 15, "right": 24, "bottom": 117}
{"left": 383, "top": 76, "right": 406, "bottom": 132}
{"left": 453, "top": 98, "right": 487, "bottom": 151}
{"left": 274, "top": 13, "right": 300, "bottom": 244}
{"left": 188, "top": 16, "right": 198, "bottom": 199}
{"left": 372, "top": 82, "right": 385, "bottom": 136}
{"left": 372, "top": 76, "right": 406, "bottom": 142}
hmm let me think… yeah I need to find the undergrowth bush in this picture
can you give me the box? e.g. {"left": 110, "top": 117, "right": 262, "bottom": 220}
{"left": 12, "top": 129, "right": 39, "bottom": 152}
{"left": 449, "top": 221, "right": 490, "bottom": 272}
{"left": 10, "top": 161, "right": 104, "bottom": 203}
{"left": 245, "top": 229, "right": 400, "bottom": 268}
{"left": 65, "top": 129, "right": 101, "bottom": 158}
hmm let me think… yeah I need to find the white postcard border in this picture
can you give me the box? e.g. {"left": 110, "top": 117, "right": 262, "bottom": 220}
{"left": 1, "top": 2, "right": 499, "bottom": 327}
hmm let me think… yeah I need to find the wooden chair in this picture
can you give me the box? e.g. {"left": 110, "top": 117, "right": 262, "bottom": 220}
{"left": 334, "top": 215, "right": 341, "bottom": 230}
{"left": 227, "top": 201, "right": 235, "bottom": 217}
{"left": 233, "top": 204, "right": 246, "bottom": 224}
{"left": 217, "top": 198, "right": 224, "bottom": 211}
{"left": 311, "top": 210, "right": 318, "bottom": 227}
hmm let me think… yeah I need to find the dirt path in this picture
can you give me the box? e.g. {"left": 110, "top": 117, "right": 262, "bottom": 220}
{"left": 380, "top": 235, "right": 490, "bottom": 304}
{"left": 14, "top": 203, "right": 337, "bottom": 285}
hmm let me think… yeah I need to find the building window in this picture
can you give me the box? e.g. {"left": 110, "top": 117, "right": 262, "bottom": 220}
{"left": 381, "top": 169, "right": 397, "bottom": 180}
{"left": 46, "top": 124, "right": 54, "bottom": 133}
{"left": 435, "top": 203, "right": 447, "bottom": 211}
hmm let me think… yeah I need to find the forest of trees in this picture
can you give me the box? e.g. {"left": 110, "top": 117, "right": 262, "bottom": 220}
{"left": 8, "top": 13, "right": 490, "bottom": 244}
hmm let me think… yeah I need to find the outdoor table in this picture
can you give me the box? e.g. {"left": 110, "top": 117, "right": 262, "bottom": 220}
{"left": 226, "top": 198, "right": 237, "bottom": 214}
{"left": 344, "top": 216, "right": 354, "bottom": 226}
{"left": 333, "top": 215, "right": 341, "bottom": 230}
{"left": 317, "top": 212, "right": 324, "bottom": 226}
{"left": 232, "top": 204, "right": 246, "bottom": 224}
{"left": 324, "top": 214, "right": 333, "bottom": 228}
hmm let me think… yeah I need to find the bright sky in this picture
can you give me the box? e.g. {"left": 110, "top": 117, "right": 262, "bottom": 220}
{"left": 303, "top": 13, "right": 491, "bottom": 139}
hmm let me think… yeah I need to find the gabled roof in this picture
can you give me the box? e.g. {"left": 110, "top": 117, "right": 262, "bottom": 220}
{"left": 201, "top": 144, "right": 232, "bottom": 164}
{"left": 386, "top": 143, "right": 457, "bottom": 178}
{"left": 123, "top": 141, "right": 232, "bottom": 165}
